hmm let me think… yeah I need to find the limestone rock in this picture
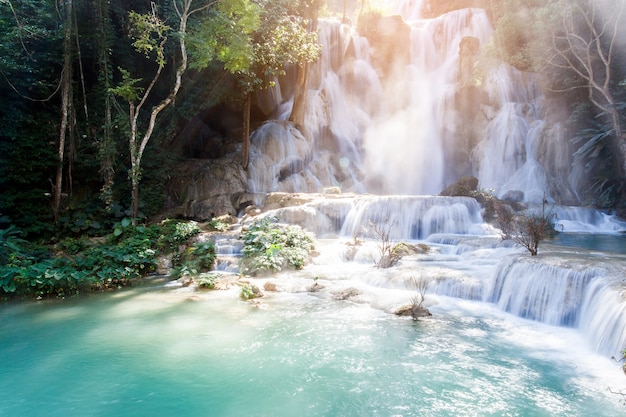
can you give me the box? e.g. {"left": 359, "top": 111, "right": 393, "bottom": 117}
{"left": 334, "top": 287, "right": 362, "bottom": 300}
{"left": 263, "top": 282, "right": 283, "bottom": 292}
{"left": 395, "top": 304, "right": 432, "bottom": 320}
{"left": 307, "top": 282, "right": 325, "bottom": 293}
{"left": 501, "top": 190, "right": 525, "bottom": 203}
{"left": 440, "top": 176, "right": 478, "bottom": 197}
{"left": 163, "top": 155, "right": 247, "bottom": 220}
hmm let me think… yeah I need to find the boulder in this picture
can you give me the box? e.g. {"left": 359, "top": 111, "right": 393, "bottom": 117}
{"left": 395, "top": 304, "right": 432, "bottom": 320}
{"left": 334, "top": 287, "right": 362, "bottom": 300}
{"left": 307, "top": 282, "right": 325, "bottom": 293}
{"left": 501, "top": 190, "right": 525, "bottom": 203}
{"left": 391, "top": 242, "right": 429, "bottom": 258}
{"left": 263, "top": 281, "right": 283, "bottom": 292}
{"left": 163, "top": 155, "right": 247, "bottom": 220}
{"left": 440, "top": 176, "right": 479, "bottom": 197}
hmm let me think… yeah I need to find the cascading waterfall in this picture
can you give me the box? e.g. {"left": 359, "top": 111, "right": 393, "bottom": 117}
{"left": 257, "top": 192, "right": 625, "bottom": 357}
{"left": 243, "top": 2, "right": 626, "bottom": 359}
{"left": 248, "top": 4, "right": 578, "bottom": 203}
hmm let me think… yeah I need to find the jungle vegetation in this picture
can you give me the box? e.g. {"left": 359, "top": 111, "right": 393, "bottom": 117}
{"left": 0, "top": 0, "right": 625, "bottom": 297}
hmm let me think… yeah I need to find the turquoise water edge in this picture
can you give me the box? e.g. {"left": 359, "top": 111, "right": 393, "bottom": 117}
{"left": 1, "top": 281, "right": 624, "bottom": 417}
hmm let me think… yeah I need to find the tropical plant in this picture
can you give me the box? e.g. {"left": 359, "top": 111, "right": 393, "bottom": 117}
{"left": 0, "top": 218, "right": 208, "bottom": 298}
{"left": 188, "top": 0, "right": 321, "bottom": 167}
{"left": 172, "top": 239, "right": 216, "bottom": 278}
{"left": 239, "top": 282, "right": 261, "bottom": 300}
{"left": 240, "top": 216, "right": 315, "bottom": 274}
{"left": 197, "top": 272, "right": 220, "bottom": 289}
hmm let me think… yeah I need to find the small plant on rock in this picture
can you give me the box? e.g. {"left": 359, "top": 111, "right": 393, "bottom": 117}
{"left": 172, "top": 240, "right": 216, "bottom": 278}
{"left": 369, "top": 219, "right": 399, "bottom": 268}
{"left": 408, "top": 276, "right": 430, "bottom": 320}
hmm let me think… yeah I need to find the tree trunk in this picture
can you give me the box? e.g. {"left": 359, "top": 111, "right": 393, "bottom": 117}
{"left": 127, "top": 0, "right": 206, "bottom": 221}
{"left": 95, "top": 0, "right": 115, "bottom": 207}
{"left": 288, "top": 63, "right": 308, "bottom": 128}
{"left": 242, "top": 93, "right": 251, "bottom": 169}
{"left": 288, "top": 2, "right": 319, "bottom": 127}
{"left": 54, "top": 0, "right": 73, "bottom": 223}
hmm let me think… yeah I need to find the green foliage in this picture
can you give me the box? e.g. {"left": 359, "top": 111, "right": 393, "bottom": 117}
{"left": 240, "top": 216, "right": 315, "bottom": 274}
{"left": 208, "top": 217, "right": 229, "bottom": 232}
{"left": 172, "top": 240, "right": 216, "bottom": 278}
{"left": 128, "top": 8, "right": 170, "bottom": 66}
{"left": 0, "top": 219, "right": 206, "bottom": 299}
{"left": 159, "top": 219, "right": 201, "bottom": 250}
{"left": 239, "top": 282, "right": 259, "bottom": 300}
{"left": 189, "top": 0, "right": 320, "bottom": 95}
{"left": 188, "top": 0, "right": 260, "bottom": 71}
{"left": 56, "top": 237, "right": 87, "bottom": 255}
{"left": 109, "top": 67, "right": 145, "bottom": 102}
{"left": 197, "top": 272, "right": 220, "bottom": 289}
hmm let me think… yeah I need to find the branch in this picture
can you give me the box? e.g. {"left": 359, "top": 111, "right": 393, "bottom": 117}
{"left": 4, "top": 0, "right": 32, "bottom": 56}
{"left": 0, "top": 68, "right": 62, "bottom": 102}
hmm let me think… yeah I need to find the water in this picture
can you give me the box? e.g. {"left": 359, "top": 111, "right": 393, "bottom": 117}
{"left": 551, "top": 233, "right": 626, "bottom": 254}
{"left": 1, "top": 281, "right": 625, "bottom": 417}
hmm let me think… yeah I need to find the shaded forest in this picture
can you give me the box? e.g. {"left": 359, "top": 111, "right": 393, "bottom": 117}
{"left": 1, "top": 0, "right": 625, "bottom": 241}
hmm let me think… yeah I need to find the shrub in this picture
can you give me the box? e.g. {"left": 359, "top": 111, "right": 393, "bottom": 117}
{"left": 239, "top": 282, "right": 261, "bottom": 300}
{"left": 172, "top": 240, "right": 216, "bottom": 278}
{"left": 0, "top": 219, "right": 205, "bottom": 299}
{"left": 503, "top": 199, "right": 558, "bottom": 256}
{"left": 369, "top": 219, "right": 399, "bottom": 268}
{"left": 240, "top": 216, "right": 315, "bottom": 274}
{"left": 197, "top": 272, "right": 220, "bottom": 289}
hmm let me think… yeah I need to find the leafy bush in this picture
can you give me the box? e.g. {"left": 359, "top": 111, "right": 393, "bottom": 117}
{"left": 239, "top": 282, "right": 260, "bottom": 300}
{"left": 197, "top": 272, "right": 220, "bottom": 289}
{"left": 0, "top": 219, "right": 205, "bottom": 299}
{"left": 172, "top": 240, "right": 216, "bottom": 278}
{"left": 208, "top": 217, "right": 229, "bottom": 232}
{"left": 240, "top": 216, "right": 315, "bottom": 274}
{"left": 160, "top": 219, "right": 201, "bottom": 250}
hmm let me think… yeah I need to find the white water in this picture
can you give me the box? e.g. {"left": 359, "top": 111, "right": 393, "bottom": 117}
{"left": 240, "top": 2, "right": 626, "bottom": 406}
{"left": 251, "top": 194, "right": 626, "bottom": 360}
{"left": 240, "top": 1, "right": 626, "bottom": 355}
{"left": 248, "top": 3, "right": 580, "bottom": 205}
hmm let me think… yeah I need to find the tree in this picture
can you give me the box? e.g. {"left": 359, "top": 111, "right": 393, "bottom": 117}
{"left": 111, "top": 0, "right": 213, "bottom": 221}
{"left": 189, "top": 0, "right": 320, "bottom": 169}
{"left": 288, "top": 0, "right": 322, "bottom": 128}
{"left": 54, "top": 0, "right": 74, "bottom": 223}
{"left": 0, "top": 0, "right": 61, "bottom": 235}
{"left": 539, "top": 0, "right": 626, "bottom": 198}
{"left": 501, "top": 198, "right": 558, "bottom": 256}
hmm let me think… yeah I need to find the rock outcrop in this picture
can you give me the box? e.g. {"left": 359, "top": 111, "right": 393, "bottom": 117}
{"left": 162, "top": 155, "right": 248, "bottom": 220}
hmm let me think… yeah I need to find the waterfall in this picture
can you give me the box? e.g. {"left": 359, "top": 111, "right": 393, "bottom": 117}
{"left": 428, "top": 253, "right": 626, "bottom": 357}
{"left": 247, "top": 5, "right": 580, "bottom": 204}
{"left": 240, "top": 2, "right": 626, "bottom": 358}
{"left": 485, "top": 256, "right": 626, "bottom": 357}
{"left": 261, "top": 194, "right": 487, "bottom": 239}
{"left": 552, "top": 206, "right": 626, "bottom": 233}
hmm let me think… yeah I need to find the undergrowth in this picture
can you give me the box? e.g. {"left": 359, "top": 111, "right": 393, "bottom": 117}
{"left": 0, "top": 219, "right": 211, "bottom": 300}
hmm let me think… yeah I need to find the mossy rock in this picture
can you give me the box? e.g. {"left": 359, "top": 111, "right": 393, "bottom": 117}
{"left": 391, "top": 242, "right": 429, "bottom": 258}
